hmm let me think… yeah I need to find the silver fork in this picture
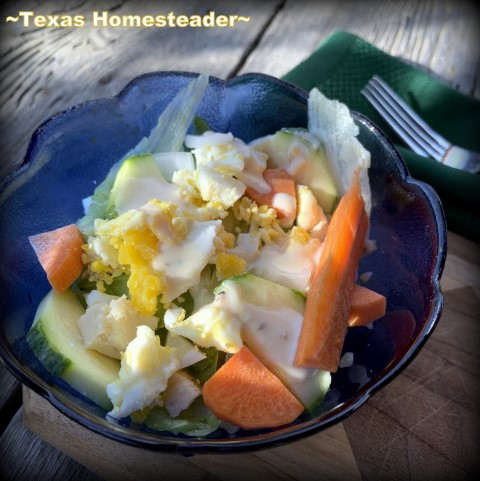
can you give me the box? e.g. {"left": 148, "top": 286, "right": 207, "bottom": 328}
{"left": 361, "top": 75, "right": 480, "bottom": 174}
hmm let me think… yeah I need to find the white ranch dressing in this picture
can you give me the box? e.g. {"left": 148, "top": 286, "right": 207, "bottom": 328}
{"left": 286, "top": 139, "right": 311, "bottom": 176}
{"left": 221, "top": 284, "right": 330, "bottom": 405}
{"left": 217, "top": 282, "right": 302, "bottom": 366}
{"left": 272, "top": 193, "right": 296, "bottom": 215}
{"left": 152, "top": 220, "right": 221, "bottom": 302}
{"left": 250, "top": 236, "right": 322, "bottom": 292}
{"left": 114, "top": 177, "right": 180, "bottom": 214}
{"left": 234, "top": 138, "right": 271, "bottom": 194}
{"left": 242, "top": 304, "right": 303, "bottom": 366}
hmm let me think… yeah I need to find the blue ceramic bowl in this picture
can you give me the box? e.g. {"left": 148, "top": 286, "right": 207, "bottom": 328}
{"left": 0, "top": 72, "right": 446, "bottom": 453}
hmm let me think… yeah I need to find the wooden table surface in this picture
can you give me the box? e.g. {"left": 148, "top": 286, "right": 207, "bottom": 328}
{"left": 1, "top": 1, "right": 479, "bottom": 480}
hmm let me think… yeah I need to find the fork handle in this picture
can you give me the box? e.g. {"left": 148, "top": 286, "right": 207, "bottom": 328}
{"left": 443, "top": 146, "right": 480, "bottom": 174}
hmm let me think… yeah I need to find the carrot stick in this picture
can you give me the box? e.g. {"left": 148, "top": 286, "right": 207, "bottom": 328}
{"left": 294, "top": 172, "right": 368, "bottom": 372}
{"left": 202, "top": 346, "right": 304, "bottom": 429}
{"left": 348, "top": 284, "right": 386, "bottom": 327}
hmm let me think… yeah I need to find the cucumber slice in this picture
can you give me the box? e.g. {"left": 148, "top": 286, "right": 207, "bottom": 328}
{"left": 26, "top": 289, "right": 120, "bottom": 409}
{"left": 214, "top": 273, "right": 305, "bottom": 313}
{"left": 277, "top": 364, "right": 331, "bottom": 411}
{"left": 214, "top": 273, "right": 330, "bottom": 410}
{"left": 251, "top": 130, "right": 338, "bottom": 214}
{"left": 108, "top": 154, "right": 178, "bottom": 214}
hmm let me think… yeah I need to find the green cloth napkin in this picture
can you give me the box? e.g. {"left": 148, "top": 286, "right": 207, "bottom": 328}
{"left": 282, "top": 31, "right": 480, "bottom": 243}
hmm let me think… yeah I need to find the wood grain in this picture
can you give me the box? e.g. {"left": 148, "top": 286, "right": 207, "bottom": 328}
{"left": 20, "top": 387, "right": 361, "bottom": 481}
{"left": 441, "top": 231, "right": 480, "bottom": 292}
{"left": 0, "top": 0, "right": 283, "bottom": 178}
{"left": 343, "top": 232, "right": 480, "bottom": 481}
{"left": 239, "top": 0, "right": 480, "bottom": 98}
{"left": 343, "top": 290, "right": 480, "bottom": 480}
{"left": 0, "top": 408, "right": 103, "bottom": 481}
{"left": 0, "top": 1, "right": 479, "bottom": 480}
{"left": 0, "top": 364, "right": 21, "bottom": 435}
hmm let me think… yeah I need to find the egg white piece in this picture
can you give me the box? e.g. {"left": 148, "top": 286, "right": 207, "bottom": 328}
{"left": 78, "top": 291, "right": 158, "bottom": 360}
{"left": 163, "top": 371, "right": 201, "bottom": 417}
{"left": 107, "top": 326, "right": 179, "bottom": 419}
{"left": 164, "top": 301, "right": 243, "bottom": 354}
{"left": 250, "top": 234, "right": 323, "bottom": 292}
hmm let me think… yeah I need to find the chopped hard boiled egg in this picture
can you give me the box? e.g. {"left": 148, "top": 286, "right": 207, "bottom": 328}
{"left": 296, "top": 184, "right": 328, "bottom": 240}
{"left": 250, "top": 227, "right": 323, "bottom": 292}
{"left": 165, "top": 331, "right": 207, "bottom": 369}
{"left": 183, "top": 132, "right": 248, "bottom": 209}
{"left": 163, "top": 371, "right": 202, "bottom": 417}
{"left": 185, "top": 131, "right": 234, "bottom": 150}
{"left": 78, "top": 290, "right": 158, "bottom": 359}
{"left": 226, "top": 233, "right": 261, "bottom": 263}
{"left": 195, "top": 166, "right": 246, "bottom": 209}
{"left": 107, "top": 325, "right": 179, "bottom": 419}
{"left": 86, "top": 236, "right": 120, "bottom": 270}
{"left": 215, "top": 253, "right": 247, "bottom": 281}
{"left": 93, "top": 209, "right": 165, "bottom": 316}
{"left": 83, "top": 202, "right": 222, "bottom": 313}
{"left": 231, "top": 196, "right": 285, "bottom": 245}
{"left": 164, "top": 302, "right": 243, "bottom": 354}
{"left": 233, "top": 138, "right": 270, "bottom": 194}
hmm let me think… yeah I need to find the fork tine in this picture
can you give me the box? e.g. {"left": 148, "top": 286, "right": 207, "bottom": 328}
{"left": 362, "top": 83, "right": 445, "bottom": 161}
{"left": 367, "top": 76, "right": 451, "bottom": 161}
{"left": 371, "top": 76, "right": 451, "bottom": 151}
{"left": 361, "top": 85, "right": 432, "bottom": 158}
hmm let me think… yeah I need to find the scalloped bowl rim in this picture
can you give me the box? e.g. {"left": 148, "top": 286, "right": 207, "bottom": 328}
{"left": 0, "top": 71, "right": 447, "bottom": 453}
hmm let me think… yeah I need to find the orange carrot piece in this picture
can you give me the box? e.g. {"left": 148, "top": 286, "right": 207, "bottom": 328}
{"left": 348, "top": 284, "right": 386, "bottom": 327}
{"left": 29, "top": 224, "right": 85, "bottom": 293}
{"left": 295, "top": 172, "right": 368, "bottom": 372}
{"left": 246, "top": 169, "right": 296, "bottom": 222}
{"left": 202, "top": 346, "right": 304, "bottom": 430}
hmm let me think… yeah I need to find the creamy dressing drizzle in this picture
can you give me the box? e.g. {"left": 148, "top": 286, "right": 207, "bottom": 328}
{"left": 116, "top": 177, "right": 180, "bottom": 214}
{"left": 286, "top": 140, "right": 311, "bottom": 176}
{"left": 218, "top": 284, "right": 302, "bottom": 366}
{"left": 152, "top": 220, "right": 221, "bottom": 302}
{"left": 242, "top": 304, "right": 303, "bottom": 366}
{"left": 250, "top": 237, "right": 322, "bottom": 292}
{"left": 272, "top": 193, "right": 296, "bottom": 214}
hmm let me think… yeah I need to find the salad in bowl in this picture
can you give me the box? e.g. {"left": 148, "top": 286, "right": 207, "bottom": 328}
{"left": 25, "top": 74, "right": 385, "bottom": 434}
{"left": 0, "top": 71, "right": 445, "bottom": 450}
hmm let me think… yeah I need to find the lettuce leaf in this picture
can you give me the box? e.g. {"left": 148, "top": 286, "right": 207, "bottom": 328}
{"left": 186, "top": 346, "right": 225, "bottom": 385}
{"left": 72, "top": 273, "right": 130, "bottom": 308}
{"left": 76, "top": 172, "right": 118, "bottom": 236}
{"left": 142, "top": 398, "right": 221, "bottom": 437}
{"left": 143, "top": 74, "right": 208, "bottom": 154}
{"left": 307, "top": 88, "right": 372, "bottom": 214}
{"left": 77, "top": 74, "right": 209, "bottom": 236}
{"left": 193, "top": 115, "right": 211, "bottom": 136}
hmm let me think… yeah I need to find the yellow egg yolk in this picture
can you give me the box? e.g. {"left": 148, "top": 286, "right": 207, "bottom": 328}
{"left": 116, "top": 228, "right": 165, "bottom": 316}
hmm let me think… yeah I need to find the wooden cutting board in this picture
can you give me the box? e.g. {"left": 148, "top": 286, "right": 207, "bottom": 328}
{"left": 23, "top": 386, "right": 361, "bottom": 481}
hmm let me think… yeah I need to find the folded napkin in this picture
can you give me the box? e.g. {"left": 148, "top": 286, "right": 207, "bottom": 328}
{"left": 283, "top": 31, "right": 480, "bottom": 243}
